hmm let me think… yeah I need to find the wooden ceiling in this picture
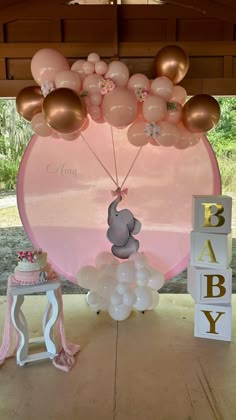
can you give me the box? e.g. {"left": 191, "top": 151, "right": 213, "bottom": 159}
{"left": 1, "top": 0, "right": 236, "bottom": 96}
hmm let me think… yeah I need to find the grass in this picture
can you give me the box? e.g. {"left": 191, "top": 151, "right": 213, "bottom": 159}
{"left": 0, "top": 207, "right": 22, "bottom": 227}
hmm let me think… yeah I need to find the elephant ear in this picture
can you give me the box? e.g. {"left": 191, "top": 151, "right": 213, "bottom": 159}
{"left": 120, "top": 209, "right": 135, "bottom": 232}
{"left": 107, "top": 224, "right": 130, "bottom": 247}
{"left": 131, "top": 218, "right": 142, "bottom": 235}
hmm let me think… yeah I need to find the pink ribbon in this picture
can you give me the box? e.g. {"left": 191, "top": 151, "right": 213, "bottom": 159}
{"left": 111, "top": 187, "right": 128, "bottom": 199}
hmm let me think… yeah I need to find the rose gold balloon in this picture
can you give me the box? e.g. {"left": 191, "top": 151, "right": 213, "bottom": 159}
{"left": 182, "top": 94, "right": 221, "bottom": 133}
{"left": 43, "top": 88, "right": 86, "bottom": 134}
{"left": 16, "top": 86, "right": 44, "bottom": 121}
{"left": 155, "top": 45, "right": 189, "bottom": 84}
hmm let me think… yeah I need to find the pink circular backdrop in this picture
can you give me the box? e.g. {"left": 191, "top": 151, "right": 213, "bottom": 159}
{"left": 17, "top": 120, "right": 221, "bottom": 283}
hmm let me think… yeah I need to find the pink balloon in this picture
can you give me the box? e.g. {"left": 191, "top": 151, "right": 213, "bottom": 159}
{"left": 157, "top": 122, "right": 180, "bottom": 147}
{"left": 176, "top": 123, "right": 201, "bottom": 149}
{"left": 142, "top": 95, "right": 167, "bottom": 123}
{"left": 83, "top": 95, "right": 91, "bottom": 108}
{"left": 149, "top": 138, "right": 160, "bottom": 147}
{"left": 31, "top": 48, "right": 69, "bottom": 86}
{"left": 127, "top": 120, "right": 150, "bottom": 147}
{"left": 55, "top": 70, "right": 81, "bottom": 92}
{"left": 105, "top": 61, "right": 129, "bottom": 87}
{"left": 89, "top": 105, "right": 102, "bottom": 121}
{"left": 87, "top": 52, "right": 100, "bottom": 63}
{"left": 83, "top": 74, "right": 101, "bottom": 94}
{"left": 17, "top": 125, "right": 221, "bottom": 283}
{"left": 90, "top": 92, "right": 103, "bottom": 106}
{"left": 71, "top": 59, "right": 86, "bottom": 81}
{"left": 171, "top": 85, "right": 187, "bottom": 105}
{"left": 80, "top": 116, "right": 90, "bottom": 131}
{"left": 82, "top": 61, "right": 95, "bottom": 75}
{"left": 95, "top": 61, "right": 108, "bottom": 75}
{"left": 62, "top": 132, "right": 80, "bottom": 141}
{"left": 31, "top": 112, "right": 52, "bottom": 137}
{"left": 165, "top": 102, "right": 182, "bottom": 124}
{"left": 102, "top": 87, "right": 138, "bottom": 128}
{"left": 127, "top": 74, "right": 149, "bottom": 92}
{"left": 150, "top": 77, "right": 174, "bottom": 101}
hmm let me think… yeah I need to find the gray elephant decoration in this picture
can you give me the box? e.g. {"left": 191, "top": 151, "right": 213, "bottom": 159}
{"left": 107, "top": 196, "right": 142, "bottom": 259}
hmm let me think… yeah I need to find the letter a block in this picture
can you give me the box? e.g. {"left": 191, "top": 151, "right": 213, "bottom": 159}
{"left": 192, "top": 195, "right": 232, "bottom": 234}
{"left": 194, "top": 303, "right": 232, "bottom": 341}
{"left": 187, "top": 265, "right": 232, "bottom": 304}
{"left": 190, "top": 231, "right": 232, "bottom": 269}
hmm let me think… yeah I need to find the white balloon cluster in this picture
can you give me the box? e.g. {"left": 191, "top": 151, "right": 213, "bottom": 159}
{"left": 76, "top": 252, "right": 164, "bottom": 321}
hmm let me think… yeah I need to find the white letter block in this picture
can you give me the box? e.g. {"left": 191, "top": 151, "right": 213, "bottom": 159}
{"left": 187, "top": 265, "right": 232, "bottom": 304}
{"left": 192, "top": 195, "right": 232, "bottom": 234}
{"left": 194, "top": 303, "right": 232, "bottom": 342}
{"left": 190, "top": 231, "right": 232, "bottom": 269}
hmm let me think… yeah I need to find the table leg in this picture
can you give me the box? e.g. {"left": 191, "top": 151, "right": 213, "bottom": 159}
{"left": 11, "top": 295, "right": 28, "bottom": 366}
{"left": 44, "top": 289, "right": 59, "bottom": 357}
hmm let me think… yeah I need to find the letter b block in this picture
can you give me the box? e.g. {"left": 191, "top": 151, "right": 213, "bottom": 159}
{"left": 190, "top": 231, "right": 232, "bottom": 269}
{"left": 194, "top": 303, "right": 232, "bottom": 341}
{"left": 187, "top": 265, "right": 232, "bottom": 304}
{"left": 192, "top": 195, "right": 232, "bottom": 234}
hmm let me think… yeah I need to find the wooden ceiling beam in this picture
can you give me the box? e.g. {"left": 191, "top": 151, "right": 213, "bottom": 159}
{"left": 166, "top": 0, "right": 236, "bottom": 23}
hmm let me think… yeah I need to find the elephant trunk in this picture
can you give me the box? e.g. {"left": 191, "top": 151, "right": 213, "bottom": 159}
{"left": 107, "top": 196, "right": 122, "bottom": 226}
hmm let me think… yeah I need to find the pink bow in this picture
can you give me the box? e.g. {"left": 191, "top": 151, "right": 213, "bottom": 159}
{"left": 111, "top": 187, "right": 128, "bottom": 199}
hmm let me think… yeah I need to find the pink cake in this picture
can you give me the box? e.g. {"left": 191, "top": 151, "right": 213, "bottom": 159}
{"left": 12, "top": 250, "right": 53, "bottom": 286}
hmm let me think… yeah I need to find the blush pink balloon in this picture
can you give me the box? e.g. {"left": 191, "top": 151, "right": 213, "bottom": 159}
{"left": 149, "top": 138, "right": 160, "bottom": 146}
{"left": 31, "top": 112, "right": 53, "bottom": 137}
{"left": 105, "top": 61, "right": 129, "bottom": 87}
{"left": 87, "top": 52, "right": 100, "bottom": 64}
{"left": 83, "top": 74, "right": 101, "bottom": 94}
{"left": 157, "top": 122, "right": 180, "bottom": 147}
{"left": 150, "top": 77, "right": 174, "bottom": 101}
{"left": 82, "top": 61, "right": 95, "bottom": 75}
{"left": 127, "top": 120, "right": 150, "bottom": 147}
{"left": 127, "top": 74, "right": 150, "bottom": 92}
{"left": 55, "top": 70, "right": 81, "bottom": 92}
{"left": 84, "top": 95, "right": 91, "bottom": 108}
{"left": 80, "top": 116, "right": 90, "bottom": 131}
{"left": 90, "top": 92, "right": 103, "bottom": 106}
{"left": 142, "top": 95, "right": 167, "bottom": 123}
{"left": 102, "top": 87, "right": 138, "bottom": 128}
{"left": 71, "top": 59, "right": 86, "bottom": 81}
{"left": 176, "top": 123, "right": 201, "bottom": 149}
{"left": 170, "top": 85, "right": 187, "bottom": 105}
{"left": 89, "top": 105, "right": 102, "bottom": 121}
{"left": 95, "top": 61, "right": 108, "bottom": 75}
{"left": 31, "top": 48, "right": 69, "bottom": 86}
{"left": 165, "top": 102, "right": 182, "bottom": 124}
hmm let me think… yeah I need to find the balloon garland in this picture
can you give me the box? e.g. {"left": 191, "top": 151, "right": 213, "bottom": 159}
{"left": 16, "top": 45, "right": 221, "bottom": 148}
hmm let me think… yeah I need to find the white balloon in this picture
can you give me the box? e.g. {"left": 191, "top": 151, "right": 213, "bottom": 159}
{"left": 111, "top": 292, "right": 123, "bottom": 306}
{"left": 148, "top": 291, "right": 160, "bottom": 310}
{"left": 97, "top": 276, "right": 117, "bottom": 299}
{"left": 117, "top": 261, "right": 135, "bottom": 283}
{"left": 116, "top": 283, "right": 129, "bottom": 295}
{"left": 136, "top": 267, "right": 150, "bottom": 283}
{"left": 133, "top": 286, "right": 152, "bottom": 311}
{"left": 76, "top": 266, "right": 98, "bottom": 289}
{"left": 109, "top": 303, "right": 131, "bottom": 321}
{"left": 87, "top": 52, "right": 100, "bottom": 64}
{"left": 129, "top": 252, "right": 147, "bottom": 269}
{"left": 123, "top": 291, "right": 136, "bottom": 306}
{"left": 95, "top": 252, "right": 118, "bottom": 269}
{"left": 148, "top": 271, "right": 164, "bottom": 290}
{"left": 87, "top": 290, "right": 99, "bottom": 305}
{"left": 100, "top": 263, "right": 118, "bottom": 279}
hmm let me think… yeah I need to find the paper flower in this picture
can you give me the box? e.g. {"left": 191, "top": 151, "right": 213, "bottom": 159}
{"left": 135, "top": 87, "right": 150, "bottom": 102}
{"left": 41, "top": 80, "right": 56, "bottom": 97}
{"left": 144, "top": 122, "right": 160, "bottom": 139}
{"left": 98, "top": 78, "right": 116, "bottom": 95}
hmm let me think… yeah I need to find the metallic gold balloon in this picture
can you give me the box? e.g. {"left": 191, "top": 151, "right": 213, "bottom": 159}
{"left": 43, "top": 88, "right": 86, "bottom": 134}
{"left": 16, "top": 86, "right": 44, "bottom": 121}
{"left": 182, "top": 94, "right": 221, "bottom": 133}
{"left": 155, "top": 45, "right": 189, "bottom": 84}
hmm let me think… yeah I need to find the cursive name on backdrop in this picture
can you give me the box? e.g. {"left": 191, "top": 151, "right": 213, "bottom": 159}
{"left": 46, "top": 163, "right": 80, "bottom": 177}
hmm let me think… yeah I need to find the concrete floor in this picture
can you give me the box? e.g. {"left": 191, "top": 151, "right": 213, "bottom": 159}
{"left": 0, "top": 295, "right": 236, "bottom": 420}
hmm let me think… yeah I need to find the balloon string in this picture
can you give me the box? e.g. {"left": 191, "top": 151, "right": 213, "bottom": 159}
{"left": 80, "top": 133, "right": 118, "bottom": 188}
{"left": 120, "top": 147, "right": 143, "bottom": 190}
{"left": 110, "top": 126, "right": 119, "bottom": 187}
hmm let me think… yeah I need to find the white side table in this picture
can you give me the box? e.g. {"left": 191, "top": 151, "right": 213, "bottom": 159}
{"left": 10, "top": 281, "right": 61, "bottom": 366}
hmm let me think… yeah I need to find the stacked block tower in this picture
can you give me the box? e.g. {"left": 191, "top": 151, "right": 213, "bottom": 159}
{"left": 188, "top": 195, "right": 232, "bottom": 342}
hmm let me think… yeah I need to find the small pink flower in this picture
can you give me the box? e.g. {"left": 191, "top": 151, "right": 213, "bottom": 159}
{"left": 99, "top": 77, "right": 116, "bottom": 95}
{"left": 135, "top": 87, "right": 150, "bottom": 102}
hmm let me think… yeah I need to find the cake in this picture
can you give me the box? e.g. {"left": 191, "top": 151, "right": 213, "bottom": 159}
{"left": 12, "top": 250, "right": 55, "bottom": 286}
